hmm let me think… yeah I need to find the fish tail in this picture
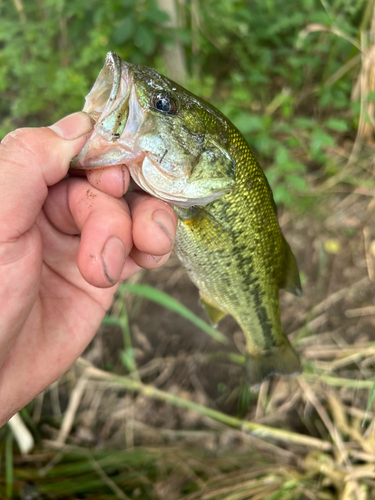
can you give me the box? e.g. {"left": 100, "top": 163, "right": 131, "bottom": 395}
{"left": 245, "top": 341, "right": 302, "bottom": 391}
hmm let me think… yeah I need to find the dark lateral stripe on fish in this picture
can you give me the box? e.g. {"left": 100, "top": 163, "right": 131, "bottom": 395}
{"left": 250, "top": 282, "right": 275, "bottom": 350}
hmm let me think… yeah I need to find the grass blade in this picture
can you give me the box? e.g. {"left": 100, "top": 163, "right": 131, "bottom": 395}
{"left": 363, "top": 378, "right": 375, "bottom": 427}
{"left": 120, "top": 283, "right": 228, "bottom": 344}
{"left": 102, "top": 316, "right": 123, "bottom": 327}
{"left": 5, "top": 432, "right": 13, "bottom": 499}
{"left": 102, "top": 308, "right": 139, "bottom": 378}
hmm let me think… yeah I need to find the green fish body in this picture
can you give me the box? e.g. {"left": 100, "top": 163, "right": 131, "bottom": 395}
{"left": 72, "top": 52, "right": 302, "bottom": 388}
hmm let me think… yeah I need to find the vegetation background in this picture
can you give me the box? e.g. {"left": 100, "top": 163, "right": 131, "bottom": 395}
{"left": 1, "top": 0, "right": 375, "bottom": 498}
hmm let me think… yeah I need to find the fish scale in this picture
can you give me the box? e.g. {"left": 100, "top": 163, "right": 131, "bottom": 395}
{"left": 71, "top": 51, "right": 302, "bottom": 388}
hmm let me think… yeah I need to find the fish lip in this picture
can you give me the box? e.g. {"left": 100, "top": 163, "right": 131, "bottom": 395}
{"left": 83, "top": 51, "right": 122, "bottom": 122}
{"left": 99, "top": 51, "right": 122, "bottom": 117}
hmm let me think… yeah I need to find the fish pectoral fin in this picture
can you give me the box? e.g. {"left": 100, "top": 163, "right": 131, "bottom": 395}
{"left": 280, "top": 240, "right": 302, "bottom": 297}
{"left": 245, "top": 341, "right": 302, "bottom": 391}
{"left": 200, "top": 293, "right": 227, "bottom": 327}
{"left": 183, "top": 146, "right": 236, "bottom": 205}
{"left": 183, "top": 177, "right": 235, "bottom": 206}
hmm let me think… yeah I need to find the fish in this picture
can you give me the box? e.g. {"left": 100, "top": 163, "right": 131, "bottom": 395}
{"left": 71, "top": 51, "right": 302, "bottom": 388}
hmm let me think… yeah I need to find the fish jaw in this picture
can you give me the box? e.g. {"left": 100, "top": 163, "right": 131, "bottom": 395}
{"left": 129, "top": 156, "right": 233, "bottom": 208}
{"left": 71, "top": 53, "right": 144, "bottom": 169}
{"left": 83, "top": 51, "right": 123, "bottom": 124}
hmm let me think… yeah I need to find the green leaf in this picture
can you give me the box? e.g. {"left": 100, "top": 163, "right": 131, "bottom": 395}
{"left": 234, "top": 114, "right": 265, "bottom": 134}
{"left": 121, "top": 0, "right": 137, "bottom": 6}
{"left": 325, "top": 118, "right": 349, "bottom": 132}
{"left": 310, "top": 129, "right": 335, "bottom": 156}
{"left": 293, "top": 117, "right": 314, "bottom": 129}
{"left": 143, "top": 7, "right": 170, "bottom": 24}
{"left": 120, "top": 283, "right": 228, "bottom": 343}
{"left": 104, "top": 300, "right": 139, "bottom": 376}
{"left": 272, "top": 184, "right": 294, "bottom": 205}
{"left": 275, "top": 145, "right": 290, "bottom": 166}
{"left": 134, "top": 25, "right": 156, "bottom": 55}
{"left": 112, "top": 17, "right": 135, "bottom": 44}
{"left": 285, "top": 174, "right": 308, "bottom": 191}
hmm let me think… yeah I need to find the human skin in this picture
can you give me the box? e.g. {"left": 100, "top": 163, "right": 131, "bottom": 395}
{"left": 0, "top": 112, "right": 177, "bottom": 426}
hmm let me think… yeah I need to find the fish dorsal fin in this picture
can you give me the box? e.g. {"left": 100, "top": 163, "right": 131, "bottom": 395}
{"left": 280, "top": 239, "right": 302, "bottom": 297}
{"left": 245, "top": 340, "right": 302, "bottom": 390}
{"left": 200, "top": 293, "right": 227, "bottom": 327}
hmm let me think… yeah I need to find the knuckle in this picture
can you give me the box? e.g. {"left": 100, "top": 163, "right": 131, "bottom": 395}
{"left": 0, "top": 128, "right": 52, "bottom": 166}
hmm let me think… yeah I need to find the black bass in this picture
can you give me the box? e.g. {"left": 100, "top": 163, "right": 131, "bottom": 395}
{"left": 71, "top": 52, "right": 302, "bottom": 388}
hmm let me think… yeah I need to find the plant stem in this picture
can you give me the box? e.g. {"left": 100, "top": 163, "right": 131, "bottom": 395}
{"left": 304, "top": 373, "right": 374, "bottom": 389}
{"left": 77, "top": 359, "right": 332, "bottom": 452}
{"left": 6, "top": 432, "right": 13, "bottom": 500}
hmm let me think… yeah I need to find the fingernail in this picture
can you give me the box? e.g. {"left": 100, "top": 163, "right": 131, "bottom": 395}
{"left": 122, "top": 166, "right": 127, "bottom": 195}
{"left": 152, "top": 210, "right": 175, "bottom": 241}
{"left": 50, "top": 112, "right": 95, "bottom": 140}
{"left": 149, "top": 254, "right": 163, "bottom": 263}
{"left": 102, "top": 237, "right": 126, "bottom": 284}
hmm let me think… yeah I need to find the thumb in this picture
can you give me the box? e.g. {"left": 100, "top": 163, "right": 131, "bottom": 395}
{"left": 0, "top": 112, "right": 94, "bottom": 241}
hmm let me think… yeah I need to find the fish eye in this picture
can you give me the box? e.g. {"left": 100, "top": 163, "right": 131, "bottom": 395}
{"left": 151, "top": 93, "right": 178, "bottom": 115}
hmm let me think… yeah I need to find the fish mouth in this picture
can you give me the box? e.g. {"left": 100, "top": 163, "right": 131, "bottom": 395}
{"left": 71, "top": 52, "right": 138, "bottom": 169}
{"left": 83, "top": 51, "right": 123, "bottom": 124}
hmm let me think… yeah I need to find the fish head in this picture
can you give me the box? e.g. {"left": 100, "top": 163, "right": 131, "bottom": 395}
{"left": 71, "top": 52, "right": 235, "bottom": 207}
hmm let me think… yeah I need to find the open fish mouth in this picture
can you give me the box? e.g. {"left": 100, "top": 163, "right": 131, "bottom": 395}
{"left": 82, "top": 52, "right": 124, "bottom": 126}
{"left": 71, "top": 52, "right": 144, "bottom": 169}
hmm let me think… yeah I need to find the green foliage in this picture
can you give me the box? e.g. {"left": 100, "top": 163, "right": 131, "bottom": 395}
{"left": 0, "top": 446, "right": 309, "bottom": 500}
{"left": 0, "top": 0, "right": 172, "bottom": 134}
{"left": 0, "top": 0, "right": 367, "bottom": 205}
{"left": 102, "top": 307, "right": 139, "bottom": 376}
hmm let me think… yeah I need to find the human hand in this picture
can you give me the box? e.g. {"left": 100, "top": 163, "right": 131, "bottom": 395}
{"left": 0, "top": 112, "right": 177, "bottom": 426}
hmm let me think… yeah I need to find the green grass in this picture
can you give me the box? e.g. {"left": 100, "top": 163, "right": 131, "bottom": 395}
{"left": 117, "top": 283, "right": 228, "bottom": 344}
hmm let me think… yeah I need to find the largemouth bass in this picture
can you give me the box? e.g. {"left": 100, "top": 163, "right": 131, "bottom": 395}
{"left": 71, "top": 52, "right": 302, "bottom": 388}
